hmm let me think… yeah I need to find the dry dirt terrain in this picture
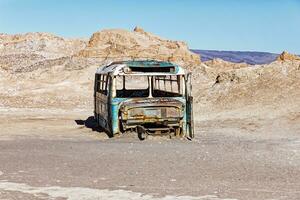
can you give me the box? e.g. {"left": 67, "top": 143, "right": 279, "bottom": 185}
{"left": 0, "top": 28, "right": 300, "bottom": 200}
{"left": 0, "top": 108, "right": 299, "bottom": 200}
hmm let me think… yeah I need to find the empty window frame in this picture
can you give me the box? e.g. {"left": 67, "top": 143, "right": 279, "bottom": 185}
{"left": 153, "top": 75, "right": 183, "bottom": 97}
{"left": 97, "top": 74, "right": 109, "bottom": 96}
{"left": 115, "top": 75, "right": 149, "bottom": 98}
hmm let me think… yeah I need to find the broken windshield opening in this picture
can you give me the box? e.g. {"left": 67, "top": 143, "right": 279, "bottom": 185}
{"left": 114, "top": 75, "right": 184, "bottom": 98}
{"left": 115, "top": 75, "right": 149, "bottom": 98}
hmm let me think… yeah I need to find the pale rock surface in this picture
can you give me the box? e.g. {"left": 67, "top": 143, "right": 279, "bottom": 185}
{"left": 0, "top": 32, "right": 86, "bottom": 58}
{"left": 276, "top": 51, "right": 300, "bottom": 61}
{"left": 203, "top": 58, "right": 249, "bottom": 71}
{"left": 78, "top": 27, "right": 200, "bottom": 67}
{"left": 0, "top": 32, "right": 87, "bottom": 72}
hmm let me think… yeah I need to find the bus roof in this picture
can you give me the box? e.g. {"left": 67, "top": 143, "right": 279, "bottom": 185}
{"left": 96, "top": 60, "right": 186, "bottom": 76}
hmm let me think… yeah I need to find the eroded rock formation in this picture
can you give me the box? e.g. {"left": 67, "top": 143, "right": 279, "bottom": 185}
{"left": 277, "top": 51, "right": 300, "bottom": 61}
{"left": 78, "top": 27, "right": 200, "bottom": 67}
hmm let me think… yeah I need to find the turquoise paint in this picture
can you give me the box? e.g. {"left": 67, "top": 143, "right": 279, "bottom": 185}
{"left": 125, "top": 60, "right": 176, "bottom": 67}
{"left": 111, "top": 97, "right": 129, "bottom": 104}
{"left": 111, "top": 103, "right": 119, "bottom": 134}
{"left": 110, "top": 98, "right": 127, "bottom": 134}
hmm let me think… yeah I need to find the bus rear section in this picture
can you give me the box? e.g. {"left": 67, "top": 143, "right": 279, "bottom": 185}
{"left": 113, "top": 73, "right": 187, "bottom": 139}
{"left": 94, "top": 60, "right": 194, "bottom": 139}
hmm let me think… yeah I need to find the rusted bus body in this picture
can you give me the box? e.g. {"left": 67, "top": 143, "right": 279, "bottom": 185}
{"left": 94, "top": 60, "right": 194, "bottom": 139}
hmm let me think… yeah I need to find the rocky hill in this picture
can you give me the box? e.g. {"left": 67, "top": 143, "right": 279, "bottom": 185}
{"left": 78, "top": 27, "right": 200, "bottom": 67}
{"left": 203, "top": 58, "right": 249, "bottom": 71}
{"left": 0, "top": 32, "right": 87, "bottom": 72}
{"left": 0, "top": 27, "right": 200, "bottom": 73}
{"left": 0, "top": 28, "right": 299, "bottom": 132}
{"left": 0, "top": 32, "right": 86, "bottom": 58}
{"left": 276, "top": 51, "right": 300, "bottom": 61}
{"left": 0, "top": 27, "right": 200, "bottom": 108}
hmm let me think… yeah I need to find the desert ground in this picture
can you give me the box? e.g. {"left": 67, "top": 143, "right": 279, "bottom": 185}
{"left": 0, "top": 107, "right": 299, "bottom": 200}
{"left": 0, "top": 28, "right": 300, "bottom": 200}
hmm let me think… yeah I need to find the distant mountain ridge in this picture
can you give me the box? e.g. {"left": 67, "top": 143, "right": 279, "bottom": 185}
{"left": 191, "top": 49, "right": 279, "bottom": 65}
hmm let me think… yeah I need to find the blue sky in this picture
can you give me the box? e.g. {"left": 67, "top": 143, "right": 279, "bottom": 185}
{"left": 0, "top": 0, "right": 300, "bottom": 54}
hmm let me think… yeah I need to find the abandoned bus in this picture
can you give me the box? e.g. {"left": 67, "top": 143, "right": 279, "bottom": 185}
{"left": 94, "top": 60, "right": 194, "bottom": 139}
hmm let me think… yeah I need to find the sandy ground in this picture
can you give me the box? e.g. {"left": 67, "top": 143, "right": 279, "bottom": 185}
{"left": 0, "top": 108, "right": 299, "bottom": 200}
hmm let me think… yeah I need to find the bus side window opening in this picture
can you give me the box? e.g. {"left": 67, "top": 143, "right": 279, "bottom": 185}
{"left": 152, "top": 75, "right": 183, "bottom": 97}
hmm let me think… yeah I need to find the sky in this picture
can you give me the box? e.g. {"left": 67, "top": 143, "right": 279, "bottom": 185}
{"left": 0, "top": 0, "right": 300, "bottom": 54}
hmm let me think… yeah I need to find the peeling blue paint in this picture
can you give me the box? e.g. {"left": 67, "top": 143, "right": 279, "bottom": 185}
{"left": 94, "top": 60, "right": 193, "bottom": 138}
